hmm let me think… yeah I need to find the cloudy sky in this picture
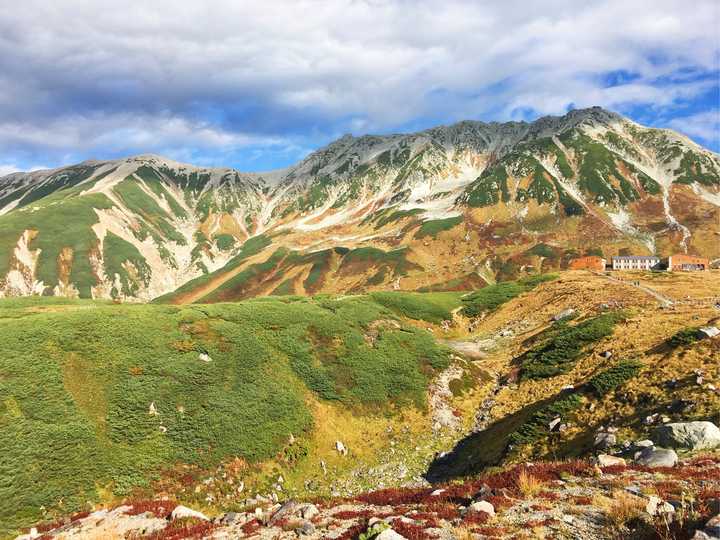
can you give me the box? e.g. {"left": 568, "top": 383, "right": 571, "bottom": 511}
{"left": 0, "top": 0, "right": 718, "bottom": 174}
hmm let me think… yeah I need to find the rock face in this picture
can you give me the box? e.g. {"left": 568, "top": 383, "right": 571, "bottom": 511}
{"left": 597, "top": 454, "right": 626, "bottom": 467}
{"left": 652, "top": 422, "right": 720, "bottom": 451}
{"left": 635, "top": 446, "right": 678, "bottom": 468}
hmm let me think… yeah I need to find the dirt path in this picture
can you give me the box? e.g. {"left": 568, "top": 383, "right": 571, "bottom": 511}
{"left": 596, "top": 272, "right": 674, "bottom": 307}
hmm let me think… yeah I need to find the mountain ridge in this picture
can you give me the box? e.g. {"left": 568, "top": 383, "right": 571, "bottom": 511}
{"left": 0, "top": 106, "right": 718, "bottom": 301}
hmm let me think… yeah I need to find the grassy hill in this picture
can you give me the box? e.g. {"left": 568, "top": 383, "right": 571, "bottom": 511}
{"left": 0, "top": 293, "right": 457, "bottom": 535}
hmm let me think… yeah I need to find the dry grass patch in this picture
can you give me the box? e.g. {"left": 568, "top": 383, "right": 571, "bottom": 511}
{"left": 516, "top": 470, "right": 545, "bottom": 498}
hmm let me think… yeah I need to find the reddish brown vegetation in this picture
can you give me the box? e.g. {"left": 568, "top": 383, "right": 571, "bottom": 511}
{"left": 126, "top": 500, "right": 178, "bottom": 518}
{"left": 146, "top": 518, "right": 216, "bottom": 540}
{"left": 390, "top": 519, "right": 437, "bottom": 540}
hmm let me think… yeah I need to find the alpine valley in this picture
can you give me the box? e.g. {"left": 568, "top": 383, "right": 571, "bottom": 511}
{"left": 3, "top": 107, "right": 720, "bottom": 540}
{"left": 1, "top": 106, "right": 718, "bottom": 303}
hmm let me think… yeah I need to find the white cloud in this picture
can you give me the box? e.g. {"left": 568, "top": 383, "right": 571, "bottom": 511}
{"left": 669, "top": 111, "right": 720, "bottom": 144}
{"left": 0, "top": 164, "right": 20, "bottom": 176}
{"left": 0, "top": 0, "right": 717, "bottom": 166}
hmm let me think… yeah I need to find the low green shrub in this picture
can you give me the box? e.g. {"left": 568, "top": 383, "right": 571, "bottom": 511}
{"left": 587, "top": 361, "right": 642, "bottom": 397}
{"left": 509, "top": 394, "right": 582, "bottom": 447}
{"left": 460, "top": 273, "right": 558, "bottom": 318}
{"left": 520, "top": 312, "right": 626, "bottom": 380}
{"left": 667, "top": 327, "right": 701, "bottom": 348}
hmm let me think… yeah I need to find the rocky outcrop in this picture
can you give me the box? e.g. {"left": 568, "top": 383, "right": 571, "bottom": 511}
{"left": 652, "top": 422, "right": 720, "bottom": 451}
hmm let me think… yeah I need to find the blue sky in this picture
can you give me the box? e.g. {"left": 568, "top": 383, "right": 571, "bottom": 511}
{"left": 0, "top": 0, "right": 718, "bottom": 175}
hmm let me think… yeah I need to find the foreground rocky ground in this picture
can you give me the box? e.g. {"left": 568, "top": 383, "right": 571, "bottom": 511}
{"left": 17, "top": 450, "right": 720, "bottom": 540}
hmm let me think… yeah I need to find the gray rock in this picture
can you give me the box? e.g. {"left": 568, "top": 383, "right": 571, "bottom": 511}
{"left": 553, "top": 308, "right": 576, "bottom": 321}
{"left": 468, "top": 500, "right": 495, "bottom": 516}
{"left": 594, "top": 432, "right": 616, "bottom": 449}
{"left": 652, "top": 421, "right": 720, "bottom": 450}
{"left": 296, "top": 521, "right": 316, "bottom": 536}
{"left": 597, "top": 454, "right": 626, "bottom": 467}
{"left": 698, "top": 326, "right": 720, "bottom": 339}
{"left": 635, "top": 446, "right": 678, "bottom": 468}
{"left": 646, "top": 496, "right": 675, "bottom": 516}
{"left": 171, "top": 505, "right": 209, "bottom": 521}
{"left": 269, "top": 500, "right": 299, "bottom": 525}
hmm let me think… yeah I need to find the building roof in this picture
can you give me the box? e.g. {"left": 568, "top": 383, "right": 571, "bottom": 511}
{"left": 612, "top": 255, "right": 661, "bottom": 261}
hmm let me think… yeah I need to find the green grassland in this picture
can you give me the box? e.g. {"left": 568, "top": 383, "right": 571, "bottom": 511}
{"left": 0, "top": 294, "right": 452, "bottom": 534}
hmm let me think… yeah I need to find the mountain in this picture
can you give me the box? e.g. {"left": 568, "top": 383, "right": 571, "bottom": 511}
{"left": 1, "top": 106, "right": 718, "bottom": 301}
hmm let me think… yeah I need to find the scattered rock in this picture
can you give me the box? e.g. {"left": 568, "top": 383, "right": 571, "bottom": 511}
{"left": 652, "top": 421, "right": 720, "bottom": 450}
{"left": 646, "top": 496, "right": 675, "bottom": 516}
{"left": 296, "top": 521, "right": 316, "bottom": 536}
{"left": 548, "top": 417, "right": 562, "bottom": 431}
{"left": 600, "top": 350, "right": 613, "bottom": 359}
{"left": 300, "top": 503, "right": 319, "bottom": 520}
{"left": 171, "top": 505, "right": 209, "bottom": 521}
{"left": 335, "top": 440, "right": 348, "bottom": 456}
{"left": 553, "top": 308, "right": 576, "bottom": 321}
{"left": 149, "top": 402, "right": 158, "bottom": 416}
{"left": 597, "top": 454, "right": 626, "bottom": 467}
{"left": 635, "top": 446, "right": 678, "bottom": 468}
{"left": 698, "top": 327, "right": 720, "bottom": 339}
{"left": 594, "top": 432, "right": 616, "bottom": 450}
{"left": 198, "top": 353, "right": 212, "bottom": 362}
{"left": 468, "top": 500, "right": 495, "bottom": 516}
{"left": 377, "top": 528, "right": 408, "bottom": 540}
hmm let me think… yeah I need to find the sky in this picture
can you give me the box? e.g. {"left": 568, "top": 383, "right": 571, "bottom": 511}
{"left": 0, "top": 0, "right": 718, "bottom": 175}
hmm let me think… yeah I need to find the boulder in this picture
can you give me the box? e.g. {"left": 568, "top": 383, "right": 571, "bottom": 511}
{"left": 646, "top": 496, "right": 675, "bottom": 516}
{"left": 652, "top": 422, "right": 720, "bottom": 450}
{"left": 594, "top": 432, "right": 616, "bottom": 450}
{"left": 300, "top": 503, "right": 319, "bottom": 520}
{"left": 635, "top": 447, "right": 678, "bottom": 468}
{"left": 171, "top": 505, "right": 209, "bottom": 521}
{"left": 698, "top": 327, "right": 720, "bottom": 339}
{"left": 597, "top": 454, "right": 626, "bottom": 467}
{"left": 468, "top": 500, "right": 495, "bottom": 516}
{"left": 553, "top": 308, "right": 576, "bottom": 322}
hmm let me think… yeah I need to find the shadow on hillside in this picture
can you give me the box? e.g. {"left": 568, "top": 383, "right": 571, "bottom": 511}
{"left": 424, "top": 393, "right": 559, "bottom": 484}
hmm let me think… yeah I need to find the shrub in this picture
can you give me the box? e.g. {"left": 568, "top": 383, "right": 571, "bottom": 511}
{"left": 520, "top": 312, "right": 625, "bottom": 380}
{"left": 460, "top": 274, "right": 557, "bottom": 318}
{"left": 587, "top": 361, "right": 642, "bottom": 396}
{"left": 667, "top": 327, "right": 701, "bottom": 348}
{"left": 509, "top": 394, "right": 583, "bottom": 447}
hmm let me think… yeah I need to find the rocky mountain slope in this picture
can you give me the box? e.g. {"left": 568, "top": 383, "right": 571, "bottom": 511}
{"left": 1, "top": 107, "right": 718, "bottom": 301}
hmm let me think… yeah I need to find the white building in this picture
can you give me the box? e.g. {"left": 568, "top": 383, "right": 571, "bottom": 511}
{"left": 611, "top": 256, "right": 662, "bottom": 271}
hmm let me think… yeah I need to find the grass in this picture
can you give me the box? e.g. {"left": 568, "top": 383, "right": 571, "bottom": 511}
{"left": 368, "top": 291, "right": 465, "bottom": 324}
{"left": 520, "top": 312, "right": 626, "bottom": 380}
{"left": 414, "top": 216, "right": 463, "bottom": 239}
{"left": 0, "top": 294, "right": 450, "bottom": 534}
{"left": 460, "top": 274, "right": 557, "bottom": 318}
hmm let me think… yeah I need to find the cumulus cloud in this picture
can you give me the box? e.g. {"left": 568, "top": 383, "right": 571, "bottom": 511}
{"left": 0, "top": 0, "right": 718, "bottom": 170}
{"left": 669, "top": 111, "right": 720, "bottom": 146}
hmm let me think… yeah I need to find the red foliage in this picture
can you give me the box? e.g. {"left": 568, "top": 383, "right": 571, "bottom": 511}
{"left": 125, "top": 500, "right": 178, "bottom": 517}
{"left": 473, "top": 526, "right": 509, "bottom": 538}
{"left": 332, "top": 509, "right": 373, "bottom": 520}
{"left": 356, "top": 487, "right": 433, "bottom": 506}
{"left": 538, "top": 491, "right": 559, "bottom": 501}
{"left": 240, "top": 519, "right": 261, "bottom": 535}
{"left": 526, "top": 518, "right": 557, "bottom": 528}
{"left": 35, "top": 521, "right": 65, "bottom": 534}
{"left": 422, "top": 501, "right": 460, "bottom": 520}
{"left": 600, "top": 465, "right": 627, "bottom": 475}
{"left": 484, "top": 495, "right": 514, "bottom": 511}
{"left": 147, "top": 518, "right": 216, "bottom": 540}
{"left": 698, "top": 488, "right": 720, "bottom": 501}
{"left": 335, "top": 522, "right": 368, "bottom": 540}
{"left": 391, "top": 519, "right": 436, "bottom": 540}
{"left": 462, "top": 511, "right": 491, "bottom": 526}
{"left": 571, "top": 496, "right": 592, "bottom": 506}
